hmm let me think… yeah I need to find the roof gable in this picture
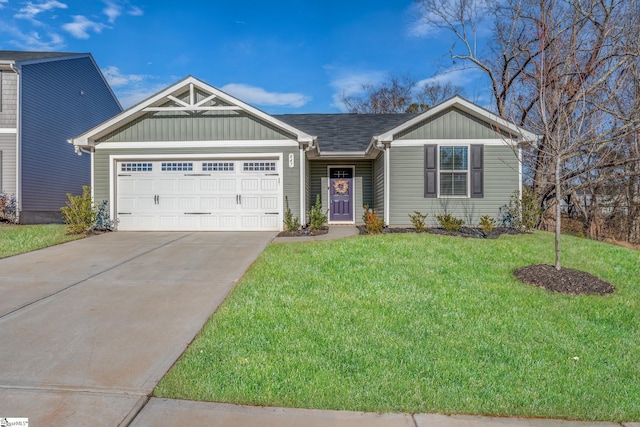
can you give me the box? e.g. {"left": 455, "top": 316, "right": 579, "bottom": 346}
{"left": 71, "top": 76, "right": 313, "bottom": 147}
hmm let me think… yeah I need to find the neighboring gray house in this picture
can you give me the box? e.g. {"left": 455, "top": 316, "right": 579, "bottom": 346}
{"left": 0, "top": 51, "right": 122, "bottom": 223}
{"left": 70, "top": 76, "right": 536, "bottom": 231}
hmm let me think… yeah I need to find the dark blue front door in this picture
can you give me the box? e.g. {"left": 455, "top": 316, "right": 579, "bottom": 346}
{"left": 329, "top": 167, "right": 353, "bottom": 222}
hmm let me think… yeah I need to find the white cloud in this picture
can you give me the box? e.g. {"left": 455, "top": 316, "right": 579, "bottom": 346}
{"left": 102, "top": 1, "right": 121, "bottom": 23}
{"left": 15, "top": 1, "right": 68, "bottom": 23}
{"left": 101, "top": 66, "right": 146, "bottom": 87}
{"left": 415, "top": 67, "right": 482, "bottom": 88}
{"left": 116, "top": 84, "right": 165, "bottom": 109}
{"left": 0, "top": 0, "right": 9, "bottom": 9}
{"left": 0, "top": 21, "right": 65, "bottom": 50}
{"left": 62, "top": 15, "right": 105, "bottom": 39}
{"left": 128, "top": 6, "right": 143, "bottom": 16}
{"left": 324, "top": 65, "right": 388, "bottom": 111}
{"left": 220, "top": 83, "right": 311, "bottom": 108}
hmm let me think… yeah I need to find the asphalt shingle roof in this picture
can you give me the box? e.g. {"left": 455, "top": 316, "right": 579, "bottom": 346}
{"left": 275, "top": 113, "right": 417, "bottom": 152}
{"left": 0, "top": 51, "right": 84, "bottom": 62}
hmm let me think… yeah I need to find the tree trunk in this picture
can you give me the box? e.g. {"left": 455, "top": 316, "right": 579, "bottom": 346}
{"left": 554, "top": 158, "right": 562, "bottom": 271}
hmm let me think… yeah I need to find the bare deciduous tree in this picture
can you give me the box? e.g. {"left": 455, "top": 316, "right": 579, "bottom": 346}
{"left": 342, "top": 74, "right": 465, "bottom": 113}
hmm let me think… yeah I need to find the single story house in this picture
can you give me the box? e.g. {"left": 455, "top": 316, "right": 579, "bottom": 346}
{"left": 69, "top": 76, "right": 537, "bottom": 231}
{"left": 0, "top": 51, "right": 122, "bottom": 223}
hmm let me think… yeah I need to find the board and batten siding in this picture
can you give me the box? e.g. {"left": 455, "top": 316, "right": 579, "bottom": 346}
{"left": 19, "top": 56, "right": 121, "bottom": 215}
{"left": 396, "top": 107, "right": 511, "bottom": 140}
{"left": 93, "top": 145, "right": 302, "bottom": 219}
{"left": 373, "top": 153, "right": 385, "bottom": 219}
{"left": 96, "top": 111, "right": 294, "bottom": 143}
{"left": 0, "top": 133, "right": 16, "bottom": 194}
{"left": 0, "top": 71, "right": 17, "bottom": 128}
{"left": 388, "top": 144, "right": 519, "bottom": 226}
{"left": 310, "top": 159, "right": 372, "bottom": 223}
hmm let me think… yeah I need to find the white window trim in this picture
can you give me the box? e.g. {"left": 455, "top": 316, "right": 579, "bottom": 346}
{"left": 327, "top": 164, "right": 356, "bottom": 224}
{"left": 437, "top": 144, "right": 470, "bottom": 198}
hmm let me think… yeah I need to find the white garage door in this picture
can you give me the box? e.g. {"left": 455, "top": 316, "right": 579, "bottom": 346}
{"left": 116, "top": 159, "right": 281, "bottom": 231}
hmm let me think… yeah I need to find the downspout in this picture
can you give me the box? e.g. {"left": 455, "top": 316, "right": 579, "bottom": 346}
{"left": 384, "top": 144, "right": 390, "bottom": 226}
{"left": 10, "top": 63, "right": 21, "bottom": 223}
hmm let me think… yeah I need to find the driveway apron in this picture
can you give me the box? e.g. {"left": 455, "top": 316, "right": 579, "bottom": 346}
{"left": 0, "top": 231, "right": 274, "bottom": 426}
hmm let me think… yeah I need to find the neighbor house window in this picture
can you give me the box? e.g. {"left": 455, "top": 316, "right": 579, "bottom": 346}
{"left": 439, "top": 146, "right": 468, "bottom": 196}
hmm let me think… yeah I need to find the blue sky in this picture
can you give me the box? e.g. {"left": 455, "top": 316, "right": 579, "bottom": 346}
{"left": 0, "top": 0, "right": 489, "bottom": 112}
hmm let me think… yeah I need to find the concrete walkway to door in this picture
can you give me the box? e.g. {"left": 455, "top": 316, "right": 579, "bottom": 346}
{"left": 0, "top": 231, "right": 275, "bottom": 426}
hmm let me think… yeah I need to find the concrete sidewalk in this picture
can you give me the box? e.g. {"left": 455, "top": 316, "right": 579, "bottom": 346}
{"left": 129, "top": 400, "right": 638, "bottom": 427}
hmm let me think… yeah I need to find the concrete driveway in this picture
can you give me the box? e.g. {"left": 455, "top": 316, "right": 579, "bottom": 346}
{"left": 0, "top": 231, "right": 274, "bottom": 426}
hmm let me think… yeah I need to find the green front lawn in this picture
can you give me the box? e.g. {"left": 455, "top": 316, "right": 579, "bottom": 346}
{"left": 0, "top": 224, "right": 83, "bottom": 258}
{"left": 155, "top": 232, "right": 640, "bottom": 421}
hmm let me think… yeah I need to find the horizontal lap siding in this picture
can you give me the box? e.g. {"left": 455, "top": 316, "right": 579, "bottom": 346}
{"left": 94, "top": 145, "right": 302, "bottom": 218}
{"left": 0, "top": 71, "right": 17, "bottom": 128}
{"left": 388, "top": 145, "right": 519, "bottom": 226}
{"left": 20, "top": 57, "right": 121, "bottom": 211}
{"left": 373, "top": 153, "right": 384, "bottom": 218}
{"left": 309, "top": 159, "right": 372, "bottom": 222}
{"left": 0, "top": 134, "right": 16, "bottom": 194}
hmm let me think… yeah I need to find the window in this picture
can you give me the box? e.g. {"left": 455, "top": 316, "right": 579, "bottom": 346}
{"left": 425, "top": 144, "right": 483, "bottom": 199}
{"left": 121, "top": 162, "right": 152, "bottom": 172}
{"left": 203, "top": 162, "right": 234, "bottom": 172}
{"left": 243, "top": 161, "right": 276, "bottom": 172}
{"left": 161, "top": 162, "right": 193, "bottom": 171}
{"left": 439, "top": 146, "right": 468, "bottom": 196}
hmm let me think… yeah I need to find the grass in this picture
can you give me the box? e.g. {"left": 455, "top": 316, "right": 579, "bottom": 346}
{"left": 0, "top": 224, "right": 83, "bottom": 258}
{"left": 155, "top": 232, "right": 640, "bottom": 421}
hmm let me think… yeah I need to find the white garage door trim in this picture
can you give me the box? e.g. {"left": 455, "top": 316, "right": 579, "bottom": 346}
{"left": 110, "top": 153, "right": 283, "bottom": 231}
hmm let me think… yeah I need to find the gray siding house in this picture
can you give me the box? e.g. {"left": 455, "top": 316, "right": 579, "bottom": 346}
{"left": 0, "top": 51, "right": 121, "bottom": 223}
{"left": 70, "top": 76, "right": 536, "bottom": 231}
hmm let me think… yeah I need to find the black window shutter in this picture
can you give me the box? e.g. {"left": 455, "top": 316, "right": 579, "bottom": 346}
{"left": 424, "top": 144, "right": 437, "bottom": 198}
{"left": 470, "top": 144, "right": 484, "bottom": 198}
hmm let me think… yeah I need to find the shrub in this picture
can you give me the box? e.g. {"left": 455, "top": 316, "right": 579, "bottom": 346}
{"left": 283, "top": 196, "right": 301, "bottom": 232}
{"left": 61, "top": 186, "right": 96, "bottom": 234}
{"left": 436, "top": 213, "right": 464, "bottom": 232}
{"left": 499, "top": 188, "right": 541, "bottom": 231}
{"left": 0, "top": 193, "right": 17, "bottom": 223}
{"left": 363, "top": 205, "right": 384, "bottom": 234}
{"left": 479, "top": 215, "right": 496, "bottom": 233}
{"left": 308, "top": 194, "right": 328, "bottom": 231}
{"left": 94, "top": 200, "right": 115, "bottom": 232}
{"left": 408, "top": 211, "right": 428, "bottom": 231}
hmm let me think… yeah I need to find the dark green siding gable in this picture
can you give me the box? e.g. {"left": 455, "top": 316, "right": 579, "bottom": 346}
{"left": 97, "top": 111, "right": 296, "bottom": 143}
{"left": 397, "top": 107, "right": 511, "bottom": 140}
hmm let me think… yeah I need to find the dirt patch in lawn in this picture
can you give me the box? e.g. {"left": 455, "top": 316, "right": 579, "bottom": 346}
{"left": 277, "top": 227, "right": 329, "bottom": 237}
{"left": 514, "top": 264, "right": 615, "bottom": 295}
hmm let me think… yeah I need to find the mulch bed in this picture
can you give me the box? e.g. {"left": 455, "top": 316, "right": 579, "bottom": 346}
{"left": 277, "top": 226, "right": 329, "bottom": 237}
{"left": 357, "top": 225, "right": 523, "bottom": 239}
{"left": 514, "top": 264, "right": 615, "bottom": 295}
